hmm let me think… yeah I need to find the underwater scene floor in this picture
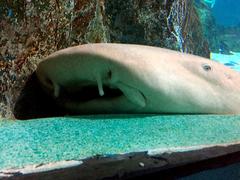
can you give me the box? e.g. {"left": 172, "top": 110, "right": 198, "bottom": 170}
{"left": 1, "top": 115, "right": 240, "bottom": 170}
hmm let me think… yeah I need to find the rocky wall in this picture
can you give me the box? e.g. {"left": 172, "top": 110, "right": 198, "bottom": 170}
{"left": 194, "top": 0, "right": 219, "bottom": 52}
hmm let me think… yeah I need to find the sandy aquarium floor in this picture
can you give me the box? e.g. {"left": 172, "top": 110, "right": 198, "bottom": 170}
{"left": 1, "top": 115, "right": 240, "bottom": 170}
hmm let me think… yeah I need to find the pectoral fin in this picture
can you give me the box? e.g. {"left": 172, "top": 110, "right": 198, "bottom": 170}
{"left": 117, "top": 82, "right": 146, "bottom": 107}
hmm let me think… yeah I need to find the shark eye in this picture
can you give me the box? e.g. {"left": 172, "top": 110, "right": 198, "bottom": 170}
{"left": 202, "top": 64, "right": 212, "bottom": 71}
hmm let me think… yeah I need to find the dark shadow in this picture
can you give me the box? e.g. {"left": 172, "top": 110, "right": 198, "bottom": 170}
{"left": 13, "top": 72, "right": 67, "bottom": 120}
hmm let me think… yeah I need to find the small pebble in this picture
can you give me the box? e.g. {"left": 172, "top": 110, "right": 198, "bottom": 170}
{"left": 139, "top": 162, "right": 145, "bottom": 167}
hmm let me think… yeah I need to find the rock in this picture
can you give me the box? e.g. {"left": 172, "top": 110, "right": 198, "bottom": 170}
{"left": 195, "top": 1, "right": 240, "bottom": 53}
{"left": 73, "top": 0, "right": 210, "bottom": 57}
{"left": 195, "top": 1, "right": 219, "bottom": 52}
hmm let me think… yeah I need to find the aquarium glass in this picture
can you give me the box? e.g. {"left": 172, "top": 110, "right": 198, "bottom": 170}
{"left": 0, "top": 0, "right": 240, "bottom": 173}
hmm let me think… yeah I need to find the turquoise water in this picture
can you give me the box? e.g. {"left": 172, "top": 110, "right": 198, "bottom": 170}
{"left": 211, "top": 52, "right": 240, "bottom": 71}
{"left": 1, "top": 115, "right": 240, "bottom": 170}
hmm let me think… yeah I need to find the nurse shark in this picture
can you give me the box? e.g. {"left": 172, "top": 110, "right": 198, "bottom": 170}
{"left": 36, "top": 43, "right": 240, "bottom": 114}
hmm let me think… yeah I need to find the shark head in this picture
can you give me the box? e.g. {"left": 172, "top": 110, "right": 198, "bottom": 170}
{"left": 32, "top": 43, "right": 240, "bottom": 116}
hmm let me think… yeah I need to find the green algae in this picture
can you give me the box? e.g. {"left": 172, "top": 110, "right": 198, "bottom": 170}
{"left": 1, "top": 114, "right": 240, "bottom": 170}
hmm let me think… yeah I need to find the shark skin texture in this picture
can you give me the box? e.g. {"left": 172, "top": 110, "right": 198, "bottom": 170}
{"left": 36, "top": 43, "right": 240, "bottom": 115}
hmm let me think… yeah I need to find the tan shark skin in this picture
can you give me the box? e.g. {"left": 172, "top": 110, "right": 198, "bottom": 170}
{"left": 36, "top": 43, "right": 240, "bottom": 114}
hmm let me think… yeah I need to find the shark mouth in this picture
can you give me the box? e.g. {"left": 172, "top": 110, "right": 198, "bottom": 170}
{"left": 53, "top": 78, "right": 147, "bottom": 110}
{"left": 44, "top": 73, "right": 122, "bottom": 103}
{"left": 57, "top": 84, "right": 123, "bottom": 103}
{"left": 13, "top": 73, "right": 146, "bottom": 120}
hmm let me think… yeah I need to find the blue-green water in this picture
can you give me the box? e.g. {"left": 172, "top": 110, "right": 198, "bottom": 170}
{"left": 1, "top": 115, "right": 240, "bottom": 170}
{"left": 211, "top": 52, "right": 240, "bottom": 71}
{"left": 212, "top": 0, "right": 240, "bottom": 26}
{"left": 199, "top": 0, "right": 240, "bottom": 26}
